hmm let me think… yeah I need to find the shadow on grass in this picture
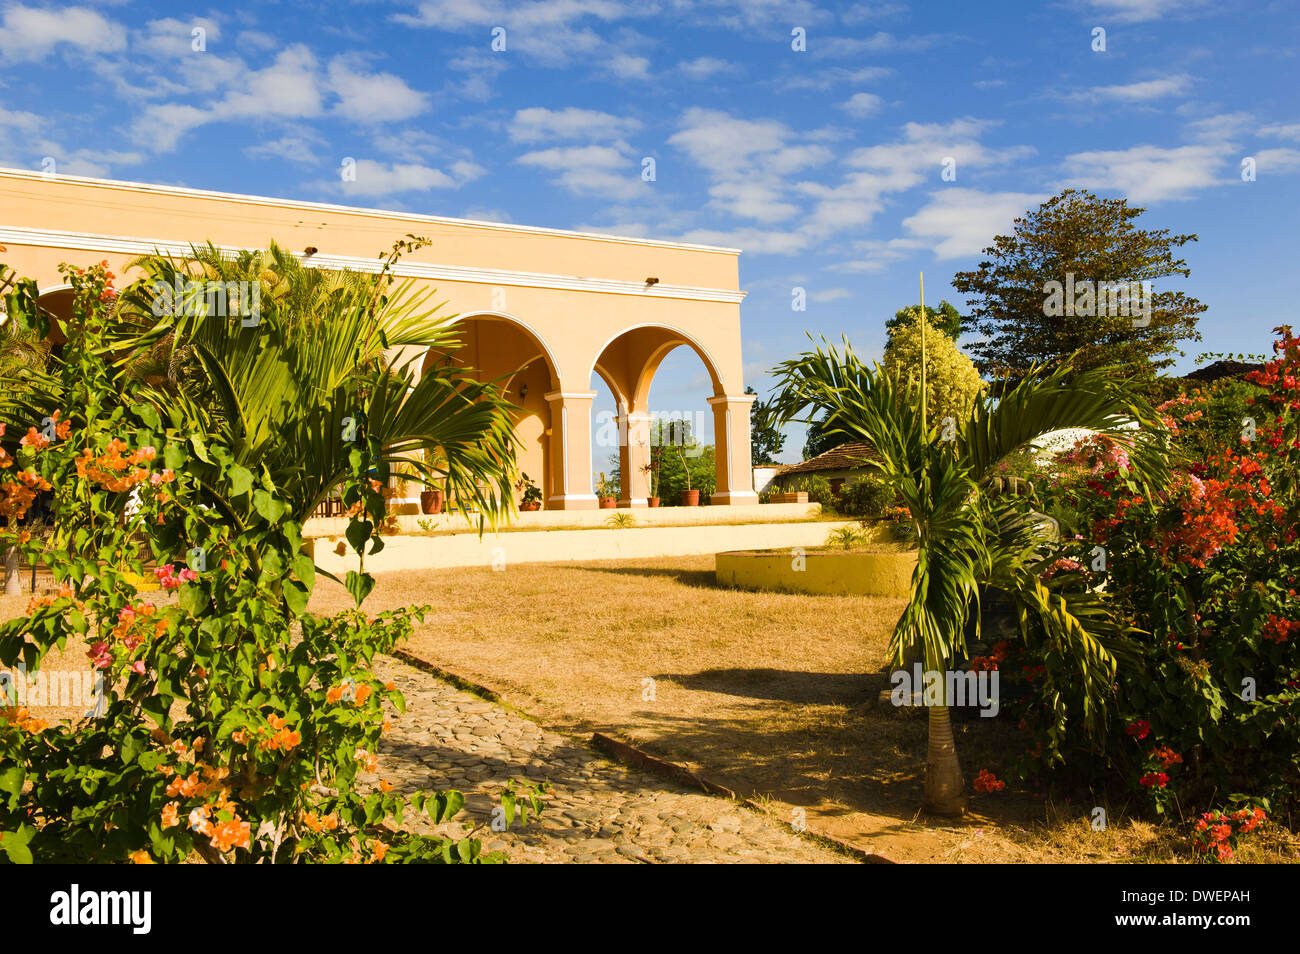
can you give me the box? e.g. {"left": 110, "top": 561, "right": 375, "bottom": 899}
{"left": 566, "top": 563, "right": 721, "bottom": 588}
{"left": 655, "top": 667, "right": 891, "bottom": 706}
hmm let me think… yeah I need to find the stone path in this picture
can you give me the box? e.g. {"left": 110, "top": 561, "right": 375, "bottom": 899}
{"left": 374, "top": 655, "right": 849, "bottom": 864}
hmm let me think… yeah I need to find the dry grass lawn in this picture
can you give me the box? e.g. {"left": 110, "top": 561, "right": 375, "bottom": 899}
{"left": 308, "top": 556, "right": 1299, "bottom": 864}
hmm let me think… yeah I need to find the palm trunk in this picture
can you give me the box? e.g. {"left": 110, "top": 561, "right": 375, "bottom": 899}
{"left": 3, "top": 544, "right": 21, "bottom": 595}
{"left": 924, "top": 701, "right": 967, "bottom": 815}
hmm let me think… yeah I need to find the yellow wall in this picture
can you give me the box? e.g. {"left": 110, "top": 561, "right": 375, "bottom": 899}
{"left": 0, "top": 167, "right": 759, "bottom": 508}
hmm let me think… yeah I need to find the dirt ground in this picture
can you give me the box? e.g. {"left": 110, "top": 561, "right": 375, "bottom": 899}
{"left": 307, "top": 555, "right": 1297, "bottom": 863}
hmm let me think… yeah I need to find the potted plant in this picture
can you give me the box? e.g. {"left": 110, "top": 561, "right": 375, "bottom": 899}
{"left": 676, "top": 443, "right": 699, "bottom": 506}
{"left": 642, "top": 439, "right": 662, "bottom": 507}
{"left": 419, "top": 448, "right": 445, "bottom": 514}
{"left": 597, "top": 472, "right": 618, "bottom": 508}
{"left": 517, "top": 472, "right": 543, "bottom": 511}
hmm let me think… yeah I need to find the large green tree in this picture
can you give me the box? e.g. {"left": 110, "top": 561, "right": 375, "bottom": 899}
{"left": 952, "top": 189, "right": 1206, "bottom": 382}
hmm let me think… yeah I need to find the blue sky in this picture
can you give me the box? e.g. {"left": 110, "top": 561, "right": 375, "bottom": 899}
{"left": 1, "top": 0, "right": 1298, "bottom": 464}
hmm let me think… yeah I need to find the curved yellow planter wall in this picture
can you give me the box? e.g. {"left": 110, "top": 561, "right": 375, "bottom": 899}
{"left": 715, "top": 549, "right": 917, "bottom": 598}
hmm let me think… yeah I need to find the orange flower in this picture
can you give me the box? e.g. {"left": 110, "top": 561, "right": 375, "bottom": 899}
{"left": 371, "top": 842, "right": 390, "bottom": 862}
{"left": 326, "top": 685, "right": 345, "bottom": 704}
{"left": 209, "top": 819, "right": 251, "bottom": 852}
{"left": 161, "top": 802, "right": 180, "bottom": 828}
{"left": 129, "top": 850, "right": 155, "bottom": 864}
{"left": 354, "top": 684, "right": 372, "bottom": 706}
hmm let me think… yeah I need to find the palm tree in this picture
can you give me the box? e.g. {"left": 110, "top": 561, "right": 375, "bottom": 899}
{"left": 99, "top": 239, "right": 520, "bottom": 532}
{"left": 769, "top": 338, "right": 1168, "bottom": 814}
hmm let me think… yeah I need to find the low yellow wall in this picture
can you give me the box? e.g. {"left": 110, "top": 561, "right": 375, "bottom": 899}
{"left": 304, "top": 501, "right": 822, "bottom": 538}
{"left": 715, "top": 548, "right": 917, "bottom": 598}
{"left": 311, "top": 519, "right": 852, "bottom": 574}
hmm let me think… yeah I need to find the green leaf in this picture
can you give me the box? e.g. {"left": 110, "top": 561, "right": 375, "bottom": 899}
{"left": 283, "top": 578, "right": 310, "bottom": 615}
{"left": 228, "top": 465, "right": 254, "bottom": 498}
{"left": 178, "top": 584, "right": 208, "bottom": 616}
{"left": 344, "top": 570, "right": 375, "bottom": 608}
{"left": 252, "top": 489, "right": 287, "bottom": 524}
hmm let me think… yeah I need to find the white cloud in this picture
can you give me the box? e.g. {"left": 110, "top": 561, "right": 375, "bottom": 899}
{"left": 678, "top": 56, "right": 734, "bottom": 80}
{"left": 0, "top": 4, "right": 126, "bottom": 61}
{"left": 841, "top": 92, "right": 883, "bottom": 118}
{"left": 1253, "top": 148, "right": 1300, "bottom": 175}
{"left": 901, "top": 188, "right": 1048, "bottom": 259}
{"left": 244, "top": 130, "right": 327, "bottom": 165}
{"left": 1260, "top": 121, "right": 1300, "bottom": 142}
{"left": 332, "top": 159, "right": 478, "bottom": 197}
{"left": 327, "top": 60, "right": 429, "bottom": 123}
{"left": 798, "top": 118, "right": 1033, "bottom": 239}
{"left": 1081, "top": 0, "right": 1209, "bottom": 23}
{"left": 811, "top": 287, "right": 853, "bottom": 302}
{"left": 516, "top": 143, "right": 648, "bottom": 199}
{"left": 668, "top": 108, "right": 833, "bottom": 222}
{"left": 607, "top": 53, "right": 650, "bottom": 80}
{"left": 1062, "top": 143, "right": 1226, "bottom": 201}
{"left": 393, "top": 0, "right": 636, "bottom": 67}
{"left": 1075, "top": 74, "right": 1192, "bottom": 102}
{"left": 779, "top": 66, "right": 891, "bottom": 91}
{"left": 510, "top": 106, "right": 641, "bottom": 143}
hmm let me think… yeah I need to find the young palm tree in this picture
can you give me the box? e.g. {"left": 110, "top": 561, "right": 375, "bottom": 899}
{"left": 769, "top": 338, "right": 1168, "bottom": 814}
{"left": 98, "top": 240, "right": 521, "bottom": 531}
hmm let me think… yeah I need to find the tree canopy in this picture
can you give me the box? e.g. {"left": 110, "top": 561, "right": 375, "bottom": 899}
{"left": 883, "top": 312, "right": 986, "bottom": 427}
{"left": 952, "top": 189, "right": 1206, "bottom": 382}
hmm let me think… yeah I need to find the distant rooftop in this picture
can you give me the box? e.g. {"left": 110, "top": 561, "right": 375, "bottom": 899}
{"left": 780, "top": 441, "right": 879, "bottom": 477}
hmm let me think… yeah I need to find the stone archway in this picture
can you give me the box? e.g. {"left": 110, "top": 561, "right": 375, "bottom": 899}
{"left": 420, "top": 312, "right": 561, "bottom": 510}
{"left": 589, "top": 324, "right": 755, "bottom": 507}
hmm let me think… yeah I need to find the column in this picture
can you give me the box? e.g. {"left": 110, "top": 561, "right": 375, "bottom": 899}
{"left": 544, "top": 390, "right": 598, "bottom": 510}
{"left": 618, "top": 408, "right": 653, "bottom": 507}
{"left": 707, "top": 394, "right": 759, "bottom": 505}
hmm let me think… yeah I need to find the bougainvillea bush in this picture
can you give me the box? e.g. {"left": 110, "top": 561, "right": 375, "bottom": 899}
{"left": 998, "top": 327, "right": 1300, "bottom": 837}
{"left": 0, "top": 261, "right": 536, "bottom": 863}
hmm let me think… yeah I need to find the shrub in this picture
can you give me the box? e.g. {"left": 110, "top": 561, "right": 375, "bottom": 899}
{"left": 838, "top": 475, "right": 892, "bottom": 518}
{"left": 1005, "top": 326, "right": 1300, "bottom": 820}
{"left": 0, "top": 260, "right": 540, "bottom": 863}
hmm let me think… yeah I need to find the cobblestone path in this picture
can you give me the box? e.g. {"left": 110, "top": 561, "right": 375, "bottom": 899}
{"left": 375, "top": 655, "right": 849, "bottom": 864}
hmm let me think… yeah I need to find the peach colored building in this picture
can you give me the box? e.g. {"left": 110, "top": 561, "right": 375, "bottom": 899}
{"left": 0, "top": 168, "right": 757, "bottom": 509}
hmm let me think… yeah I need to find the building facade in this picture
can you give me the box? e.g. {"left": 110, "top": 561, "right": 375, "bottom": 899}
{"left": 0, "top": 168, "right": 757, "bottom": 509}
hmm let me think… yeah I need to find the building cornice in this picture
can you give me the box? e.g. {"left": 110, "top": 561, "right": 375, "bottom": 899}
{"left": 0, "top": 167, "right": 742, "bottom": 254}
{"left": 0, "top": 226, "right": 747, "bottom": 304}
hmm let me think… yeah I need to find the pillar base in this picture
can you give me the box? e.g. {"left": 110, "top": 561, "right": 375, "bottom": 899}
{"left": 708, "top": 490, "right": 760, "bottom": 506}
{"left": 546, "top": 493, "right": 599, "bottom": 511}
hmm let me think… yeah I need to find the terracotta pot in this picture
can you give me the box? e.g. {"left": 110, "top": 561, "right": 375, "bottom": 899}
{"left": 419, "top": 489, "right": 444, "bottom": 515}
{"left": 647, "top": 497, "right": 661, "bottom": 508}
{"left": 599, "top": 497, "right": 617, "bottom": 509}
{"left": 520, "top": 501, "right": 541, "bottom": 511}
{"left": 681, "top": 489, "right": 700, "bottom": 506}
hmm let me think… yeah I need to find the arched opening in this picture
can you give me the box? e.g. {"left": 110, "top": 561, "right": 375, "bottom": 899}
{"left": 421, "top": 313, "right": 560, "bottom": 511}
{"left": 589, "top": 324, "right": 728, "bottom": 507}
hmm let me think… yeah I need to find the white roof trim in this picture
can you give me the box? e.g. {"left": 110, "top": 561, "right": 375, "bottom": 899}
{"left": 0, "top": 167, "right": 742, "bottom": 255}
{"left": 0, "top": 226, "right": 747, "bottom": 304}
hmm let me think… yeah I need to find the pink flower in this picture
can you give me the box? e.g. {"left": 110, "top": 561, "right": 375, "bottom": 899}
{"left": 87, "top": 641, "right": 112, "bottom": 669}
{"left": 132, "top": 660, "right": 146, "bottom": 674}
